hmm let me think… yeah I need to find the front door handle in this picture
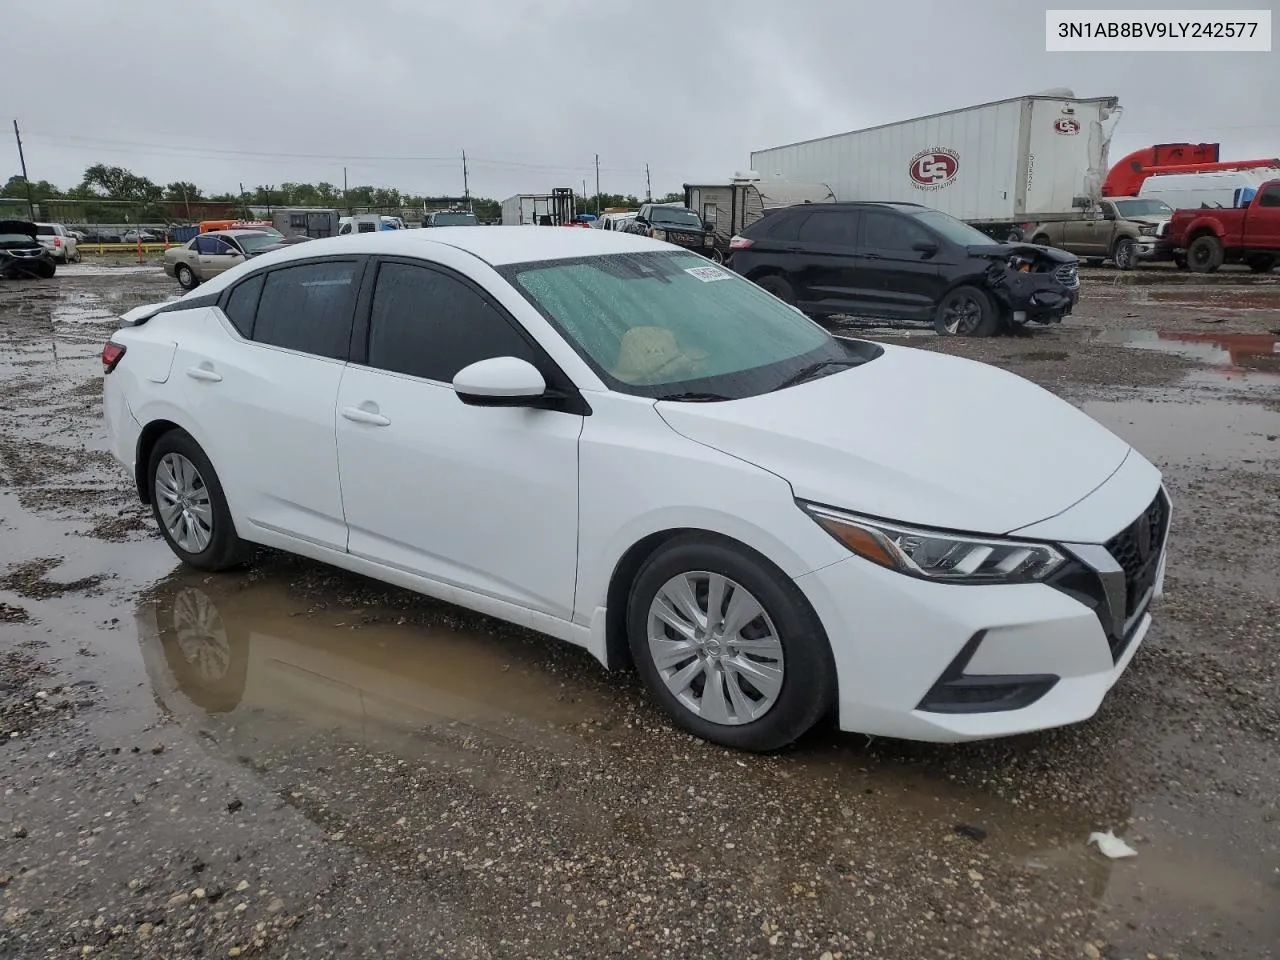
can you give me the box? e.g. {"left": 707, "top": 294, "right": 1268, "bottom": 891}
{"left": 862, "top": 253, "right": 880, "bottom": 260}
{"left": 341, "top": 404, "right": 391, "bottom": 427}
{"left": 186, "top": 364, "right": 222, "bottom": 382}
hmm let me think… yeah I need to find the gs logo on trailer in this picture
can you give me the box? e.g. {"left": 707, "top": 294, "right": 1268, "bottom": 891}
{"left": 1054, "top": 118, "right": 1081, "bottom": 135}
{"left": 908, "top": 148, "right": 960, "bottom": 190}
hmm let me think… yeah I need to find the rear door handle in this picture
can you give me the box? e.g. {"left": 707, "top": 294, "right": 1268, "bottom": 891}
{"left": 185, "top": 364, "right": 222, "bottom": 382}
{"left": 341, "top": 405, "right": 391, "bottom": 427}
{"left": 862, "top": 253, "right": 880, "bottom": 260}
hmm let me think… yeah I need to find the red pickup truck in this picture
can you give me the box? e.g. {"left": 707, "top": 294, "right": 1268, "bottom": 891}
{"left": 1169, "top": 179, "right": 1280, "bottom": 273}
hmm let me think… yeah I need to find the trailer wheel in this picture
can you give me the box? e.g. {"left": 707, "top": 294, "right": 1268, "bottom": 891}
{"left": 755, "top": 275, "right": 796, "bottom": 306}
{"left": 935, "top": 286, "right": 998, "bottom": 338}
{"left": 1245, "top": 254, "right": 1276, "bottom": 274}
{"left": 1186, "top": 235, "right": 1224, "bottom": 273}
{"left": 1005, "top": 227, "right": 1025, "bottom": 242}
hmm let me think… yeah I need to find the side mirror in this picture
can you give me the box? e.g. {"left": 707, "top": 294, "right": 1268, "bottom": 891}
{"left": 635, "top": 217, "right": 648, "bottom": 226}
{"left": 453, "top": 357, "right": 547, "bottom": 407}
{"left": 912, "top": 239, "right": 939, "bottom": 256}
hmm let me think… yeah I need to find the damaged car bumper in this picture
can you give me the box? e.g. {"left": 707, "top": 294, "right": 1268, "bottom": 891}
{"left": 981, "top": 246, "right": 1080, "bottom": 324}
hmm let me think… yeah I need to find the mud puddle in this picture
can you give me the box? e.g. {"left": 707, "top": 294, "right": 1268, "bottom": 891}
{"left": 135, "top": 575, "right": 613, "bottom": 759}
{"left": 1094, "top": 328, "right": 1280, "bottom": 374}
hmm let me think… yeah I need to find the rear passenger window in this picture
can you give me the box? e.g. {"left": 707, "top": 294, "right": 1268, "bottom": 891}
{"left": 252, "top": 261, "right": 359, "bottom": 360}
{"left": 1259, "top": 186, "right": 1280, "bottom": 208}
{"left": 862, "top": 211, "right": 931, "bottom": 251}
{"left": 798, "top": 211, "right": 857, "bottom": 245}
{"left": 223, "top": 274, "right": 264, "bottom": 338}
{"left": 366, "top": 262, "right": 539, "bottom": 383}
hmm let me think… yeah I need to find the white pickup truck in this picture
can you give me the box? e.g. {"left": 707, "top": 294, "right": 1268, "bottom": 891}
{"left": 35, "top": 223, "right": 80, "bottom": 263}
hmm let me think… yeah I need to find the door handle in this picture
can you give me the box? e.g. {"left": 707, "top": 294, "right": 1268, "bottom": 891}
{"left": 185, "top": 365, "right": 222, "bottom": 382}
{"left": 862, "top": 253, "right": 880, "bottom": 260}
{"left": 341, "top": 405, "right": 391, "bottom": 427}
{"left": 786, "top": 246, "right": 803, "bottom": 252}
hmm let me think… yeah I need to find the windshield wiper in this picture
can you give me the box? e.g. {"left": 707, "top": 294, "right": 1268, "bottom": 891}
{"left": 774, "top": 358, "right": 861, "bottom": 391}
{"left": 654, "top": 391, "right": 733, "bottom": 403}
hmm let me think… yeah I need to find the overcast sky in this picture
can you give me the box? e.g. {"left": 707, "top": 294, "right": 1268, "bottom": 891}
{"left": 6, "top": 0, "right": 1277, "bottom": 200}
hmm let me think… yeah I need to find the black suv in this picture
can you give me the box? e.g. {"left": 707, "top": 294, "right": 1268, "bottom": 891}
{"left": 728, "top": 201, "right": 1079, "bottom": 336}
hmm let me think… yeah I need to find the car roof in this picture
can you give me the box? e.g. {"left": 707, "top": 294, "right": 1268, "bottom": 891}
{"left": 211, "top": 229, "right": 270, "bottom": 238}
{"left": 219, "top": 225, "right": 670, "bottom": 267}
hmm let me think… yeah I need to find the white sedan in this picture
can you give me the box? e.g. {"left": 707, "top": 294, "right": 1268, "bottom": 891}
{"left": 101, "top": 227, "right": 1170, "bottom": 751}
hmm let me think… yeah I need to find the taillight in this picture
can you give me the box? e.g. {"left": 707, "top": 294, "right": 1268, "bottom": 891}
{"left": 101, "top": 341, "right": 126, "bottom": 374}
{"left": 729, "top": 235, "right": 753, "bottom": 250}
{"left": 53, "top": 237, "right": 62, "bottom": 248}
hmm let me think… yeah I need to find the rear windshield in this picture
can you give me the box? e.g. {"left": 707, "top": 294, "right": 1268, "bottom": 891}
{"left": 36, "top": 225, "right": 56, "bottom": 236}
{"left": 432, "top": 212, "right": 478, "bottom": 226}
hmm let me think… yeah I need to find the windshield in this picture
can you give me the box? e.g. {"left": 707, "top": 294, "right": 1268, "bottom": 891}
{"left": 235, "top": 233, "right": 280, "bottom": 253}
{"left": 432, "top": 212, "right": 478, "bottom": 225}
{"left": 499, "top": 251, "right": 877, "bottom": 400}
{"left": 649, "top": 207, "right": 702, "bottom": 228}
{"left": 1112, "top": 199, "right": 1173, "bottom": 218}
{"left": 909, "top": 209, "right": 995, "bottom": 246}
{"left": 0, "top": 233, "right": 37, "bottom": 245}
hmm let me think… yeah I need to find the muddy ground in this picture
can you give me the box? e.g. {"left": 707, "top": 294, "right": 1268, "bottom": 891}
{"left": 1, "top": 263, "right": 1277, "bottom": 960}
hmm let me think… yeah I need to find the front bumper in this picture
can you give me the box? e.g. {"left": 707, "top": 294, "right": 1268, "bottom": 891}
{"left": 991, "top": 262, "right": 1079, "bottom": 323}
{"left": 793, "top": 481, "right": 1168, "bottom": 742}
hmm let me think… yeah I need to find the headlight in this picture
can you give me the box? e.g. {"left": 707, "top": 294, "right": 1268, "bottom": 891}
{"left": 1137, "top": 224, "right": 1155, "bottom": 236}
{"left": 801, "top": 503, "right": 1066, "bottom": 584}
{"left": 650, "top": 228, "right": 667, "bottom": 241}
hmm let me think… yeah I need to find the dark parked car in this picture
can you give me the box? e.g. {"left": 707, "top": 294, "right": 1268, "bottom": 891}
{"left": 422, "top": 210, "right": 479, "bottom": 227}
{"left": 625, "top": 204, "right": 718, "bottom": 260}
{"left": 727, "top": 201, "right": 1080, "bottom": 336}
{"left": 0, "top": 220, "right": 56, "bottom": 279}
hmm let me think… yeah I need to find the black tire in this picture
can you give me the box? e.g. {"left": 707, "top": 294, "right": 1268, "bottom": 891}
{"left": 1005, "top": 227, "right": 1024, "bottom": 243}
{"left": 1245, "top": 254, "right": 1277, "bottom": 274}
{"left": 1030, "top": 235, "right": 1051, "bottom": 247}
{"left": 934, "top": 285, "right": 999, "bottom": 337}
{"left": 1112, "top": 237, "right": 1136, "bottom": 271}
{"left": 626, "top": 535, "right": 836, "bottom": 752}
{"left": 155, "top": 585, "right": 248, "bottom": 713}
{"left": 147, "top": 430, "right": 249, "bottom": 572}
{"left": 755, "top": 274, "right": 796, "bottom": 306}
{"left": 1186, "top": 235, "right": 1224, "bottom": 273}
{"left": 1173, "top": 253, "right": 1188, "bottom": 270}
{"left": 175, "top": 263, "right": 199, "bottom": 290}
{"left": 709, "top": 248, "right": 725, "bottom": 265}
{"left": 36, "top": 262, "right": 55, "bottom": 279}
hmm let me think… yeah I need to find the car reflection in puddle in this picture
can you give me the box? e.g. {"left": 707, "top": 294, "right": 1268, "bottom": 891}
{"left": 1093, "top": 328, "right": 1280, "bottom": 376}
{"left": 134, "top": 574, "right": 614, "bottom": 757}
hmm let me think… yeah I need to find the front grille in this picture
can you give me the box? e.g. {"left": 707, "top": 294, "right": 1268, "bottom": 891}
{"left": 1054, "top": 263, "right": 1079, "bottom": 288}
{"left": 1105, "top": 490, "right": 1169, "bottom": 620}
{"left": 668, "top": 231, "right": 701, "bottom": 248}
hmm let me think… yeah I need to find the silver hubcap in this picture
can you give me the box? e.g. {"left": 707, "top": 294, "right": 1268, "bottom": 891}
{"left": 172, "top": 588, "right": 230, "bottom": 682}
{"left": 647, "top": 571, "right": 784, "bottom": 726}
{"left": 155, "top": 452, "right": 214, "bottom": 554}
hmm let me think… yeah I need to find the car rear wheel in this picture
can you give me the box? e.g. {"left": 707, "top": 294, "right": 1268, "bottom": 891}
{"left": 1186, "top": 235, "right": 1224, "bottom": 273}
{"left": 1030, "top": 234, "right": 1051, "bottom": 247}
{"left": 148, "top": 430, "right": 249, "bottom": 572}
{"left": 1112, "top": 238, "right": 1136, "bottom": 271}
{"left": 755, "top": 274, "right": 796, "bottom": 306}
{"left": 175, "top": 263, "right": 199, "bottom": 290}
{"left": 935, "top": 285, "right": 999, "bottom": 337}
{"left": 626, "top": 535, "right": 835, "bottom": 752}
{"left": 1245, "top": 254, "right": 1276, "bottom": 274}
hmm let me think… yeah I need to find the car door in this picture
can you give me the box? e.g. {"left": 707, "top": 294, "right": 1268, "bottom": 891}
{"left": 789, "top": 210, "right": 861, "bottom": 314}
{"left": 175, "top": 257, "right": 365, "bottom": 550}
{"left": 1249, "top": 183, "right": 1280, "bottom": 249}
{"left": 335, "top": 256, "right": 582, "bottom": 621}
{"left": 854, "top": 210, "right": 943, "bottom": 321}
{"left": 194, "top": 235, "right": 243, "bottom": 279}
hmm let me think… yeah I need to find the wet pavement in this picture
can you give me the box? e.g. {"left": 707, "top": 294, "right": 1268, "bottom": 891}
{"left": 2, "top": 264, "right": 1278, "bottom": 959}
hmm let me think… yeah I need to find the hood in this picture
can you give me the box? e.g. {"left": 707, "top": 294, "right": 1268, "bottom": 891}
{"left": 1126, "top": 215, "right": 1171, "bottom": 226}
{"left": 967, "top": 242, "right": 1076, "bottom": 264}
{"left": 0, "top": 219, "right": 38, "bottom": 241}
{"left": 656, "top": 344, "right": 1131, "bottom": 535}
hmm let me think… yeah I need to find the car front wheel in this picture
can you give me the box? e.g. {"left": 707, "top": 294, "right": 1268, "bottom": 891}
{"left": 175, "top": 263, "right": 199, "bottom": 290}
{"left": 626, "top": 535, "right": 835, "bottom": 752}
{"left": 1112, "top": 238, "right": 1136, "bottom": 271}
{"left": 147, "top": 430, "right": 249, "bottom": 571}
{"left": 935, "top": 285, "right": 999, "bottom": 337}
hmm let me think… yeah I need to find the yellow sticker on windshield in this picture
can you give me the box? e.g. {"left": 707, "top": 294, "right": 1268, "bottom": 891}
{"left": 685, "top": 266, "right": 730, "bottom": 282}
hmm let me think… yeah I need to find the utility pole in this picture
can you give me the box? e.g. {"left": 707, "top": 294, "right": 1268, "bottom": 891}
{"left": 238, "top": 182, "right": 247, "bottom": 219}
{"left": 462, "top": 150, "right": 470, "bottom": 207}
{"left": 594, "top": 154, "right": 601, "bottom": 216}
{"left": 645, "top": 163, "right": 652, "bottom": 203}
{"left": 12, "top": 120, "right": 35, "bottom": 219}
{"left": 343, "top": 166, "right": 349, "bottom": 213}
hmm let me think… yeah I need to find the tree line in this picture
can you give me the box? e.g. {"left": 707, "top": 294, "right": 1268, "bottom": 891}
{"left": 1, "top": 165, "right": 683, "bottom": 223}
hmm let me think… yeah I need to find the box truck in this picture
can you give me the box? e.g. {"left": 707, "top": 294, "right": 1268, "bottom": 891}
{"left": 750, "top": 91, "right": 1122, "bottom": 241}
